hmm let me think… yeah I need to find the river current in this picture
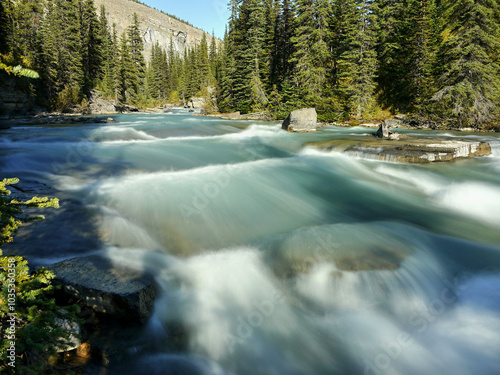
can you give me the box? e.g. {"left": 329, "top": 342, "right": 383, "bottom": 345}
{"left": 1, "top": 110, "right": 500, "bottom": 374}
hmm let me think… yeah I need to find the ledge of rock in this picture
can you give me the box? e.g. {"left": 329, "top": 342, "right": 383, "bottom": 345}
{"left": 282, "top": 108, "right": 318, "bottom": 132}
{"left": 45, "top": 255, "right": 156, "bottom": 323}
{"left": 305, "top": 135, "right": 492, "bottom": 163}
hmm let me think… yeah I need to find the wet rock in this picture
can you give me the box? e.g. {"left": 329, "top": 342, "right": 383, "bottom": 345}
{"left": 55, "top": 318, "right": 82, "bottom": 352}
{"left": 305, "top": 136, "right": 492, "bottom": 163}
{"left": 218, "top": 111, "right": 241, "bottom": 120}
{"left": 282, "top": 108, "right": 318, "bottom": 132}
{"left": 376, "top": 122, "right": 390, "bottom": 138}
{"left": 45, "top": 255, "right": 156, "bottom": 323}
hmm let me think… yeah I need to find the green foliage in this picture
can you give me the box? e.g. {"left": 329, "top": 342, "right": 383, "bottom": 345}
{"left": 428, "top": 0, "right": 500, "bottom": 126}
{"left": 1, "top": 179, "right": 81, "bottom": 374}
{"left": 54, "top": 85, "right": 80, "bottom": 113}
{"left": 333, "top": 0, "right": 378, "bottom": 119}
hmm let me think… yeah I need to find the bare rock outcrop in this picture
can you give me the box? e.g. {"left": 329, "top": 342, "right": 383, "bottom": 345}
{"left": 94, "top": 0, "right": 220, "bottom": 61}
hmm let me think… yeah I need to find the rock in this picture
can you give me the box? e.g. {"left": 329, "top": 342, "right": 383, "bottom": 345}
{"left": 45, "top": 255, "right": 156, "bottom": 323}
{"left": 240, "top": 112, "right": 274, "bottom": 121}
{"left": 384, "top": 118, "right": 403, "bottom": 128}
{"left": 389, "top": 132, "right": 400, "bottom": 140}
{"left": 190, "top": 97, "right": 206, "bottom": 109}
{"left": 219, "top": 111, "right": 241, "bottom": 120}
{"left": 376, "top": 122, "right": 390, "bottom": 138}
{"left": 89, "top": 91, "right": 118, "bottom": 114}
{"left": 304, "top": 136, "right": 492, "bottom": 164}
{"left": 376, "top": 118, "right": 404, "bottom": 138}
{"left": 114, "top": 104, "right": 139, "bottom": 113}
{"left": 54, "top": 318, "right": 82, "bottom": 352}
{"left": 282, "top": 108, "right": 318, "bottom": 132}
{"left": 0, "top": 78, "right": 41, "bottom": 117}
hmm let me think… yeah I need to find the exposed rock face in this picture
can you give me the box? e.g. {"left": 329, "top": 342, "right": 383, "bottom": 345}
{"left": 0, "top": 78, "right": 40, "bottom": 118}
{"left": 282, "top": 108, "right": 318, "bottom": 132}
{"left": 94, "top": 0, "right": 220, "bottom": 61}
{"left": 305, "top": 136, "right": 492, "bottom": 163}
{"left": 89, "top": 91, "right": 117, "bottom": 114}
{"left": 46, "top": 255, "right": 156, "bottom": 323}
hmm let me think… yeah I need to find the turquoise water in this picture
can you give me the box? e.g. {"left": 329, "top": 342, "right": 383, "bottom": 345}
{"left": 1, "top": 110, "right": 500, "bottom": 374}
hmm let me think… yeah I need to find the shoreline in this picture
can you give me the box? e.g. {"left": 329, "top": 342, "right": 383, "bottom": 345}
{"left": 1, "top": 110, "right": 499, "bottom": 134}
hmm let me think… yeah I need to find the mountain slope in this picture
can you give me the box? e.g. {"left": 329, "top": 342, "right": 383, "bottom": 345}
{"left": 94, "top": 0, "right": 218, "bottom": 60}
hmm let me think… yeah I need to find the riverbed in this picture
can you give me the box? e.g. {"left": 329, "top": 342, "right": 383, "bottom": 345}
{"left": 1, "top": 110, "right": 500, "bottom": 375}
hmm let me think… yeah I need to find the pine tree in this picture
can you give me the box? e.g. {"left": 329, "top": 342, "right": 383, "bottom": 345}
{"left": 261, "top": 0, "right": 280, "bottom": 92}
{"left": 209, "top": 31, "right": 218, "bottom": 83}
{"left": 39, "top": 0, "right": 84, "bottom": 108}
{"left": 375, "top": 0, "right": 440, "bottom": 113}
{"left": 167, "top": 36, "right": 179, "bottom": 96}
{"left": 116, "top": 31, "right": 139, "bottom": 104}
{"left": 99, "top": 5, "right": 115, "bottom": 98}
{"left": 290, "top": 0, "right": 332, "bottom": 107}
{"left": 9, "top": 0, "right": 43, "bottom": 66}
{"left": 219, "top": 23, "right": 237, "bottom": 111}
{"left": 276, "top": 0, "right": 295, "bottom": 85}
{"left": 198, "top": 33, "right": 210, "bottom": 90}
{"left": 81, "top": 0, "right": 103, "bottom": 94}
{"left": 0, "top": 0, "right": 11, "bottom": 55}
{"left": 429, "top": 0, "right": 500, "bottom": 126}
{"left": 128, "top": 13, "right": 146, "bottom": 82}
{"left": 334, "top": 0, "right": 378, "bottom": 118}
{"left": 230, "top": 0, "right": 268, "bottom": 113}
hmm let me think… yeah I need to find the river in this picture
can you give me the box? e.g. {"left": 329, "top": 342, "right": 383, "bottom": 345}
{"left": 1, "top": 110, "right": 500, "bottom": 375}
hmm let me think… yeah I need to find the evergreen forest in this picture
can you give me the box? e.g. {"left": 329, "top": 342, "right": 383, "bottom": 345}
{"left": 1, "top": 0, "right": 500, "bottom": 128}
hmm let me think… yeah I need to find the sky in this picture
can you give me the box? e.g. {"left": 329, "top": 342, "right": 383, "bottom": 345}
{"left": 141, "top": 0, "right": 230, "bottom": 39}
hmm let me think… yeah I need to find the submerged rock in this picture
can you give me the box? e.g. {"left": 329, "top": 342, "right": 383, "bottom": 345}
{"left": 282, "top": 108, "right": 318, "bottom": 132}
{"left": 46, "top": 255, "right": 156, "bottom": 323}
{"left": 305, "top": 135, "right": 492, "bottom": 163}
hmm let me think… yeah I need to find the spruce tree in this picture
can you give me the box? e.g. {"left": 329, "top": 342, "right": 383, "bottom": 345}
{"left": 231, "top": 0, "right": 268, "bottom": 113}
{"left": 375, "top": 0, "right": 441, "bottom": 113}
{"left": 209, "top": 31, "right": 218, "bottom": 84}
{"left": 81, "top": 0, "right": 103, "bottom": 94}
{"left": 334, "top": 0, "right": 378, "bottom": 118}
{"left": 290, "top": 0, "right": 332, "bottom": 108}
{"left": 99, "top": 5, "right": 115, "bottom": 98}
{"left": 429, "top": 0, "right": 500, "bottom": 126}
{"left": 39, "top": 0, "right": 84, "bottom": 108}
{"left": 128, "top": 13, "right": 146, "bottom": 83}
{"left": 198, "top": 33, "right": 210, "bottom": 90}
{"left": 276, "top": 0, "right": 295, "bottom": 85}
{"left": 117, "top": 31, "right": 139, "bottom": 104}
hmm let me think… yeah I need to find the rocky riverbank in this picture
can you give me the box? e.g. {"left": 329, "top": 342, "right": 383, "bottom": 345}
{"left": 2, "top": 178, "right": 165, "bottom": 372}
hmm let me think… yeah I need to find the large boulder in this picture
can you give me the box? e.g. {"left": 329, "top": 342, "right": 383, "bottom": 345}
{"left": 282, "top": 108, "right": 318, "bottom": 132}
{"left": 45, "top": 255, "right": 156, "bottom": 323}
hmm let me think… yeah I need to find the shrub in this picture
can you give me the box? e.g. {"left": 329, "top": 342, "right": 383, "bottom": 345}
{"left": 0, "top": 178, "right": 80, "bottom": 374}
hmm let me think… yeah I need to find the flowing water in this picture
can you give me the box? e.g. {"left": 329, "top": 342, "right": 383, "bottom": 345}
{"left": 1, "top": 110, "right": 500, "bottom": 375}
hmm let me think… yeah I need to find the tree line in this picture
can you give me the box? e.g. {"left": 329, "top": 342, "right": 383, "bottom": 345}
{"left": 0, "top": 0, "right": 218, "bottom": 111}
{"left": 1, "top": 0, "right": 499, "bottom": 127}
{"left": 220, "top": 0, "right": 500, "bottom": 126}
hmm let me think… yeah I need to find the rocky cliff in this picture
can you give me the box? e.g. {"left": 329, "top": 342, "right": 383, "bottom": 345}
{"left": 94, "top": 0, "right": 219, "bottom": 60}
